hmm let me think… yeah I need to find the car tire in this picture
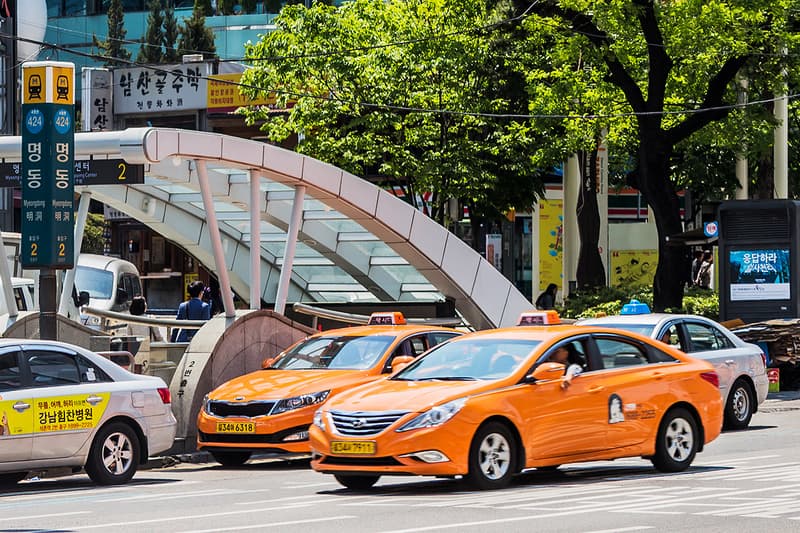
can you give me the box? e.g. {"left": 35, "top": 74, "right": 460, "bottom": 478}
{"left": 724, "top": 379, "right": 753, "bottom": 430}
{"left": 0, "top": 472, "right": 27, "bottom": 486}
{"left": 210, "top": 451, "right": 252, "bottom": 467}
{"left": 464, "top": 422, "right": 515, "bottom": 490}
{"left": 85, "top": 422, "right": 140, "bottom": 485}
{"left": 651, "top": 407, "right": 698, "bottom": 473}
{"left": 334, "top": 474, "right": 380, "bottom": 490}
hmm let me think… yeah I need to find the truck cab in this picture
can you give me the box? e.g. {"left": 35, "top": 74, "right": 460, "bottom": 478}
{"left": 74, "top": 254, "right": 142, "bottom": 328}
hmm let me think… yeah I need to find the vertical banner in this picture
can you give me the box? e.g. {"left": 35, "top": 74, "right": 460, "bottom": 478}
{"left": 485, "top": 234, "right": 502, "bottom": 270}
{"left": 81, "top": 67, "right": 112, "bottom": 131}
{"left": 538, "top": 199, "right": 563, "bottom": 292}
{"left": 21, "top": 61, "right": 75, "bottom": 269}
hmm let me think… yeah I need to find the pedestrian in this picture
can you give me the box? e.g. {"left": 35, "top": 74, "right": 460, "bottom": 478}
{"left": 695, "top": 250, "right": 714, "bottom": 290}
{"left": 128, "top": 295, "right": 164, "bottom": 342}
{"left": 535, "top": 283, "right": 558, "bottom": 310}
{"left": 170, "top": 280, "right": 211, "bottom": 342}
{"left": 690, "top": 250, "right": 703, "bottom": 287}
{"left": 203, "top": 278, "right": 224, "bottom": 316}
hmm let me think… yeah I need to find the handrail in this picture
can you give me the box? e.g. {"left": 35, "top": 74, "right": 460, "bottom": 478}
{"left": 81, "top": 306, "right": 207, "bottom": 330}
{"left": 291, "top": 302, "right": 465, "bottom": 328}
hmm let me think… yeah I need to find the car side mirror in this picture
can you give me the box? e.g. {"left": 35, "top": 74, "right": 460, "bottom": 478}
{"left": 78, "top": 290, "right": 90, "bottom": 306}
{"left": 261, "top": 356, "right": 276, "bottom": 369}
{"left": 115, "top": 288, "right": 129, "bottom": 305}
{"left": 389, "top": 355, "right": 415, "bottom": 373}
{"left": 528, "top": 362, "right": 565, "bottom": 382}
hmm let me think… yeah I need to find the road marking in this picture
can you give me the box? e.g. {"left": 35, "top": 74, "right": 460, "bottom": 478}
{"left": 583, "top": 527, "right": 654, "bottom": 533}
{"left": 175, "top": 515, "right": 357, "bottom": 533}
{"left": 0, "top": 511, "right": 90, "bottom": 522}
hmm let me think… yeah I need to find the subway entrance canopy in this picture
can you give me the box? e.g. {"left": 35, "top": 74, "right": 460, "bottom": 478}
{"left": 0, "top": 128, "right": 531, "bottom": 330}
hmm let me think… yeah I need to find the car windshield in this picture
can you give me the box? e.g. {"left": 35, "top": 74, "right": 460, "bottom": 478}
{"left": 75, "top": 266, "right": 114, "bottom": 299}
{"left": 594, "top": 323, "right": 655, "bottom": 337}
{"left": 394, "top": 338, "right": 540, "bottom": 381}
{"left": 270, "top": 335, "right": 395, "bottom": 370}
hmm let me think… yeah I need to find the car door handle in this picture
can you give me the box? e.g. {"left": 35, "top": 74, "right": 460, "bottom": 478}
{"left": 724, "top": 360, "right": 736, "bottom": 365}
{"left": 588, "top": 385, "right": 605, "bottom": 393}
{"left": 86, "top": 395, "right": 104, "bottom": 405}
{"left": 651, "top": 371, "right": 665, "bottom": 379}
{"left": 13, "top": 401, "right": 31, "bottom": 412}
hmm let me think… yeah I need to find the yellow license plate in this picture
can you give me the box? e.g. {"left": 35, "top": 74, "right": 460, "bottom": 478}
{"left": 330, "top": 441, "right": 376, "bottom": 455}
{"left": 216, "top": 422, "right": 255, "bottom": 433}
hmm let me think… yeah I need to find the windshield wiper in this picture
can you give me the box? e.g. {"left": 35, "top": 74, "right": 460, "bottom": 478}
{"left": 414, "top": 376, "right": 477, "bottom": 381}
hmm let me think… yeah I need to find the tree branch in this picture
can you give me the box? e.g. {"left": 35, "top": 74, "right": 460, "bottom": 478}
{"left": 635, "top": 0, "right": 672, "bottom": 114}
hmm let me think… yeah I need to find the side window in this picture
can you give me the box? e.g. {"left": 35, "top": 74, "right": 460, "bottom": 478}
{"left": 76, "top": 355, "right": 112, "bottom": 383}
{"left": 713, "top": 328, "right": 733, "bottom": 349}
{"left": 13, "top": 287, "right": 27, "bottom": 311}
{"left": 408, "top": 335, "right": 428, "bottom": 356}
{"left": 685, "top": 323, "right": 723, "bottom": 352}
{"left": 429, "top": 332, "right": 460, "bottom": 346}
{"left": 658, "top": 324, "right": 681, "bottom": 349}
{"left": 123, "top": 273, "right": 142, "bottom": 298}
{"left": 595, "top": 338, "right": 650, "bottom": 369}
{"left": 0, "top": 349, "right": 22, "bottom": 391}
{"left": 25, "top": 349, "right": 81, "bottom": 386}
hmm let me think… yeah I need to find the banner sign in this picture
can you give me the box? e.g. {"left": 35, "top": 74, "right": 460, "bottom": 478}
{"left": 207, "top": 73, "right": 278, "bottom": 113}
{"left": 81, "top": 67, "right": 112, "bottom": 131}
{"left": 729, "top": 249, "right": 790, "bottom": 301}
{"left": 113, "top": 62, "right": 212, "bottom": 115}
{"left": 21, "top": 61, "right": 75, "bottom": 269}
{"left": 0, "top": 159, "right": 144, "bottom": 188}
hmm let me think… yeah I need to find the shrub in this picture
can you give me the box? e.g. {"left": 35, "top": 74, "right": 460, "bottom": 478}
{"left": 561, "top": 286, "right": 719, "bottom": 320}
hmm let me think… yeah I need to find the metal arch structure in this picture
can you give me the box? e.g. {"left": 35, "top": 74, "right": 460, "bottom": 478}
{"left": 0, "top": 127, "right": 532, "bottom": 329}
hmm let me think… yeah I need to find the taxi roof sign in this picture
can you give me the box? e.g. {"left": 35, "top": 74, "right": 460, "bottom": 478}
{"left": 367, "top": 312, "right": 407, "bottom": 325}
{"left": 620, "top": 299, "right": 651, "bottom": 315}
{"left": 517, "top": 310, "right": 561, "bottom": 326}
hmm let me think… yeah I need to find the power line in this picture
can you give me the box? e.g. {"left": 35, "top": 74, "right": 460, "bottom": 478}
{"left": 2, "top": 24, "right": 798, "bottom": 122}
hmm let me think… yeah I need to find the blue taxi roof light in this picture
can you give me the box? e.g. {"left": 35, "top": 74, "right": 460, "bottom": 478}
{"left": 620, "top": 299, "right": 651, "bottom": 315}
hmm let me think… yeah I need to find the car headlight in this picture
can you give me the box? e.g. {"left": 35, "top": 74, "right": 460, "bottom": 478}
{"left": 272, "top": 390, "right": 330, "bottom": 415}
{"left": 202, "top": 394, "right": 210, "bottom": 414}
{"left": 396, "top": 398, "right": 466, "bottom": 433}
{"left": 313, "top": 409, "right": 326, "bottom": 431}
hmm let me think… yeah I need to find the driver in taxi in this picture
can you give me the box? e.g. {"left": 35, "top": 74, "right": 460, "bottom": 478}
{"left": 548, "top": 344, "right": 585, "bottom": 389}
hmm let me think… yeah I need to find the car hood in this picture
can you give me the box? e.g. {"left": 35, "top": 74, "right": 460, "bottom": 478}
{"left": 209, "top": 369, "right": 376, "bottom": 400}
{"left": 324, "top": 378, "right": 497, "bottom": 413}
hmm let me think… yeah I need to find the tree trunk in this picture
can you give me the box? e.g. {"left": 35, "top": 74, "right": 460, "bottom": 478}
{"left": 629, "top": 131, "right": 686, "bottom": 311}
{"left": 575, "top": 149, "right": 606, "bottom": 288}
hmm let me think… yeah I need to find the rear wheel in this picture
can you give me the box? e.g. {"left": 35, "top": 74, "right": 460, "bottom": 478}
{"left": 211, "top": 451, "right": 252, "bottom": 467}
{"left": 334, "top": 474, "right": 380, "bottom": 490}
{"left": 0, "top": 472, "right": 27, "bottom": 486}
{"left": 724, "top": 379, "right": 753, "bottom": 430}
{"left": 85, "top": 422, "right": 140, "bottom": 485}
{"left": 464, "top": 422, "right": 515, "bottom": 490}
{"left": 651, "top": 408, "right": 698, "bottom": 473}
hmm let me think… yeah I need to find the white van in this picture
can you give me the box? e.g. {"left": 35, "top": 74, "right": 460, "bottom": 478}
{"left": 75, "top": 254, "right": 142, "bottom": 327}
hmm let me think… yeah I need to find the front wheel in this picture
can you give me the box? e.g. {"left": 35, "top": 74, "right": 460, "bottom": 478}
{"left": 211, "top": 451, "right": 252, "bottom": 467}
{"left": 651, "top": 408, "right": 698, "bottom": 473}
{"left": 464, "top": 422, "right": 515, "bottom": 490}
{"left": 334, "top": 474, "right": 380, "bottom": 490}
{"left": 724, "top": 379, "right": 753, "bottom": 430}
{"left": 85, "top": 422, "right": 140, "bottom": 485}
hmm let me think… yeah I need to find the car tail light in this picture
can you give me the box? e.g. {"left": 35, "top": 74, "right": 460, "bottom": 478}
{"left": 700, "top": 371, "right": 719, "bottom": 388}
{"left": 157, "top": 387, "right": 172, "bottom": 404}
{"left": 760, "top": 352, "right": 767, "bottom": 369}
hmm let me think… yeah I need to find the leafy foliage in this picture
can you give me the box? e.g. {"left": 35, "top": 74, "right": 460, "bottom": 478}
{"left": 163, "top": 5, "right": 180, "bottom": 63}
{"left": 178, "top": 0, "right": 217, "bottom": 59}
{"left": 81, "top": 214, "right": 107, "bottom": 255}
{"left": 92, "top": 0, "right": 131, "bottom": 66}
{"left": 239, "top": 0, "right": 545, "bottom": 225}
{"left": 137, "top": 0, "right": 164, "bottom": 64}
{"left": 562, "top": 286, "right": 719, "bottom": 320}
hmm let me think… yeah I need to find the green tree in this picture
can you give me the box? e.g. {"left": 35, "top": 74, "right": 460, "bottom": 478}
{"left": 137, "top": 0, "right": 164, "bottom": 64}
{"left": 178, "top": 0, "right": 217, "bottom": 59}
{"left": 81, "top": 214, "right": 107, "bottom": 255}
{"left": 163, "top": 5, "right": 180, "bottom": 62}
{"left": 239, "top": 0, "right": 543, "bottom": 241}
{"left": 512, "top": 0, "right": 795, "bottom": 310}
{"left": 92, "top": 0, "right": 131, "bottom": 67}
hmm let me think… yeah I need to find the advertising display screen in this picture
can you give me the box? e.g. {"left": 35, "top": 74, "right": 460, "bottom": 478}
{"left": 729, "top": 249, "right": 790, "bottom": 301}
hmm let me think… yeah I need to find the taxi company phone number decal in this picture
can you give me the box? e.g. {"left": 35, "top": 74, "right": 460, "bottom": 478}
{"left": 0, "top": 393, "right": 109, "bottom": 435}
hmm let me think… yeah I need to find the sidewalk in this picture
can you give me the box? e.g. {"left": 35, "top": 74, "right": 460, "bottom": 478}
{"left": 761, "top": 389, "right": 800, "bottom": 412}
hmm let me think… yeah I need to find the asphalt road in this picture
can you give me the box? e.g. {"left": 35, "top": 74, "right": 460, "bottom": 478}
{"left": 2, "top": 395, "right": 799, "bottom": 533}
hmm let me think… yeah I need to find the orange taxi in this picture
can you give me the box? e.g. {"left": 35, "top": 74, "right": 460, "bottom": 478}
{"left": 310, "top": 311, "right": 724, "bottom": 490}
{"left": 197, "top": 313, "right": 461, "bottom": 466}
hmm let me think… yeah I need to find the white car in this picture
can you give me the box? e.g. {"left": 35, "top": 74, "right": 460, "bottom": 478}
{"left": 578, "top": 301, "right": 768, "bottom": 430}
{"left": 0, "top": 339, "right": 176, "bottom": 486}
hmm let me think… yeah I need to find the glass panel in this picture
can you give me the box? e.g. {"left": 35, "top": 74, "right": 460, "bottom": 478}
{"left": 0, "top": 350, "right": 22, "bottom": 391}
{"left": 26, "top": 350, "right": 81, "bottom": 386}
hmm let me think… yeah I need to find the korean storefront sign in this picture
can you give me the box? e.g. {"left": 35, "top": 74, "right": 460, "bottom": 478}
{"left": 113, "top": 62, "right": 212, "bottom": 115}
{"left": 81, "top": 67, "right": 112, "bottom": 131}
{"left": 20, "top": 61, "right": 75, "bottom": 269}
